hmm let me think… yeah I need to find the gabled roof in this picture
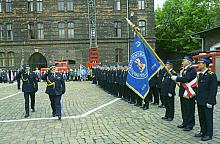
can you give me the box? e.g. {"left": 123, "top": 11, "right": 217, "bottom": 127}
{"left": 191, "top": 26, "right": 220, "bottom": 36}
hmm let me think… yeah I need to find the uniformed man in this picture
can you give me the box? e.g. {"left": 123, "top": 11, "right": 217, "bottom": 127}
{"left": 14, "top": 69, "right": 21, "bottom": 90}
{"left": 92, "top": 66, "right": 97, "bottom": 84}
{"left": 149, "top": 75, "right": 159, "bottom": 105}
{"left": 158, "top": 66, "right": 166, "bottom": 108}
{"left": 171, "top": 56, "right": 197, "bottom": 131}
{"left": 42, "top": 65, "right": 65, "bottom": 120}
{"left": 17, "top": 65, "right": 38, "bottom": 118}
{"left": 194, "top": 57, "right": 218, "bottom": 141}
{"left": 161, "top": 60, "right": 177, "bottom": 121}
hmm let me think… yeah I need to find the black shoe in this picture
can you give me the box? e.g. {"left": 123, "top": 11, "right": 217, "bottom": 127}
{"left": 143, "top": 107, "right": 149, "bottom": 110}
{"left": 166, "top": 118, "right": 173, "bottom": 121}
{"left": 183, "top": 127, "right": 193, "bottom": 131}
{"left": 58, "top": 116, "right": 61, "bottom": 120}
{"left": 161, "top": 117, "right": 168, "bottom": 120}
{"left": 158, "top": 105, "right": 165, "bottom": 108}
{"left": 134, "top": 104, "right": 141, "bottom": 107}
{"left": 195, "top": 132, "right": 205, "bottom": 137}
{"left": 24, "top": 114, "right": 29, "bottom": 118}
{"left": 201, "top": 136, "right": 212, "bottom": 141}
{"left": 31, "top": 109, "right": 35, "bottom": 112}
{"left": 52, "top": 113, "right": 56, "bottom": 117}
{"left": 177, "top": 124, "right": 185, "bottom": 128}
{"left": 130, "top": 101, "right": 135, "bottom": 104}
{"left": 152, "top": 103, "right": 159, "bottom": 105}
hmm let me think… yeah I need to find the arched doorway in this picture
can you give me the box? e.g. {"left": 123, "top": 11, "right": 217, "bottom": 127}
{"left": 28, "top": 52, "right": 47, "bottom": 69}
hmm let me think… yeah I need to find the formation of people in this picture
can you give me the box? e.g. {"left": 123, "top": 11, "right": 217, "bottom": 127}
{"left": 6, "top": 55, "right": 217, "bottom": 141}
{"left": 91, "top": 55, "right": 218, "bottom": 141}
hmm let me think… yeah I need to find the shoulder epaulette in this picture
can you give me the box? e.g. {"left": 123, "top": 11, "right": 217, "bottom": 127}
{"left": 208, "top": 71, "right": 214, "bottom": 75}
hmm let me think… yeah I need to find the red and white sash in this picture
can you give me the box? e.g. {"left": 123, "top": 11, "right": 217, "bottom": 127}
{"left": 182, "top": 77, "right": 197, "bottom": 98}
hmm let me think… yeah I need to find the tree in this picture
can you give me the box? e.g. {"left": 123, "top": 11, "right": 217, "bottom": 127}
{"left": 155, "top": 0, "right": 220, "bottom": 53}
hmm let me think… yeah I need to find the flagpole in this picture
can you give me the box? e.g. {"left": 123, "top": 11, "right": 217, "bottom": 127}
{"left": 125, "top": 18, "right": 173, "bottom": 77}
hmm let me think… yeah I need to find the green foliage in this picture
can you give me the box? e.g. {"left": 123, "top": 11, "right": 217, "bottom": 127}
{"left": 155, "top": 0, "right": 220, "bottom": 53}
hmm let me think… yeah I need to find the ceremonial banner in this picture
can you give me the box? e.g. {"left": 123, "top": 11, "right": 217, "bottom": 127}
{"left": 126, "top": 35, "right": 161, "bottom": 99}
{"left": 80, "top": 64, "right": 89, "bottom": 79}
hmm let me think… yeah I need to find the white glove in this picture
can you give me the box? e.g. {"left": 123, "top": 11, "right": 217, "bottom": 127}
{"left": 171, "top": 76, "right": 177, "bottom": 81}
{"left": 168, "top": 93, "right": 172, "bottom": 97}
{"left": 206, "top": 103, "right": 213, "bottom": 109}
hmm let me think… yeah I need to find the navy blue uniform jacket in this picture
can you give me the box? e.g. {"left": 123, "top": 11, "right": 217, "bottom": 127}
{"left": 42, "top": 73, "right": 65, "bottom": 96}
{"left": 161, "top": 70, "right": 177, "bottom": 96}
{"left": 19, "top": 72, "right": 38, "bottom": 93}
{"left": 176, "top": 66, "right": 197, "bottom": 97}
{"left": 197, "top": 70, "right": 218, "bottom": 106}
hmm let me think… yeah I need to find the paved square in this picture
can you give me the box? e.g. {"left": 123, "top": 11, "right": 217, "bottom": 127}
{"left": 0, "top": 82, "right": 219, "bottom": 144}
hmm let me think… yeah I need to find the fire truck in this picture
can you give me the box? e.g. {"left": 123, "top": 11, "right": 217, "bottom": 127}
{"left": 40, "top": 60, "right": 70, "bottom": 73}
{"left": 192, "top": 51, "right": 220, "bottom": 81}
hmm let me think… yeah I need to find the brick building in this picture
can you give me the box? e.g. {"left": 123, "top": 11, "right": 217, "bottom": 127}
{"left": 0, "top": 0, "right": 155, "bottom": 69}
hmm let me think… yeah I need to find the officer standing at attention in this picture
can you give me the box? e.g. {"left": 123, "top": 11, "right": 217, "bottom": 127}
{"left": 42, "top": 65, "right": 65, "bottom": 120}
{"left": 17, "top": 65, "right": 38, "bottom": 118}
{"left": 158, "top": 66, "right": 166, "bottom": 108}
{"left": 171, "top": 56, "right": 197, "bottom": 131}
{"left": 194, "top": 57, "right": 218, "bottom": 141}
{"left": 161, "top": 60, "right": 177, "bottom": 121}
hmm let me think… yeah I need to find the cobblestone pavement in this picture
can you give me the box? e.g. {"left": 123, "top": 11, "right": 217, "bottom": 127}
{"left": 0, "top": 82, "right": 219, "bottom": 144}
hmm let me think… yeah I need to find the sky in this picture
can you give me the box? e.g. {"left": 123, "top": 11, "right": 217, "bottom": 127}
{"left": 154, "top": 0, "right": 166, "bottom": 9}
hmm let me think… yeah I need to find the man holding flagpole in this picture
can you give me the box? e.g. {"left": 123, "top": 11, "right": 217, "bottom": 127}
{"left": 171, "top": 56, "right": 197, "bottom": 131}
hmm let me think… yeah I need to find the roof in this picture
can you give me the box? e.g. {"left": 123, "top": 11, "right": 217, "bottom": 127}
{"left": 191, "top": 26, "right": 220, "bottom": 36}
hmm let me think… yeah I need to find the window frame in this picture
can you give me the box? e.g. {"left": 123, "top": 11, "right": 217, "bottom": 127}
{"left": 138, "top": 20, "right": 146, "bottom": 36}
{"left": 67, "top": 22, "right": 74, "bottom": 39}
{"left": 113, "top": 0, "right": 121, "bottom": 11}
{"left": 67, "top": 0, "right": 74, "bottom": 11}
{"left": 0, "top": 0, "right": 2, "bottom": 13}
{"left": 114, "top": 21, "right": 122, "bottom": 38}
{"left": 37, "top": 22, "right": 44, "bottom": 39}
{"left": 138, "top": 0, "right": 145, "bottom": 10}
{"left": 6, "top": 0, "right": 13, "bottom": 13}
{"left": 8, "top": 52, "right": 15, "bottom": 67}
{"left": 0, "top": 52, "right": 6, "bottom": 67}
{"left": 36, "top": 0, "right": 43, "bottom": 12}
{"left": 27, "top": 0, "right": 34, "bottom": 12}
{"left": 58, "top": 22, "right": 65, "bottom": 39}
{"left": 6, "top": 23, "right": 13, "bottom": 41}
{"left": 0, "top": 24, "right": 3, "bottom": 40}
{"left": 28, "top": 23, "right": 35, "bottom": 39}
{"left": 58, "top": 0, "right": 64, "bottom": 12}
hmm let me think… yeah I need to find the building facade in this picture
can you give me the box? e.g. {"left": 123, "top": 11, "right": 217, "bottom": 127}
{"left": 0, "top": 0, "right": 155, "bottom": 69}
{"left": 191, "top": 26, "right": 220, "bottom": 51}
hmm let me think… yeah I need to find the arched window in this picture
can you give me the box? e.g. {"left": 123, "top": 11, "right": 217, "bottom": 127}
{"left": 0, "top": 52, "right": 5, "bottom": 67}
{"left": 8, "top": 52, "right": 15, "bottom": 67}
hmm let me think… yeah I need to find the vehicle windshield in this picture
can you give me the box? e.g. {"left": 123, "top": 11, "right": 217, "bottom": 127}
{"left": 55, "top": 63, "right": 67, "bottom": 67}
